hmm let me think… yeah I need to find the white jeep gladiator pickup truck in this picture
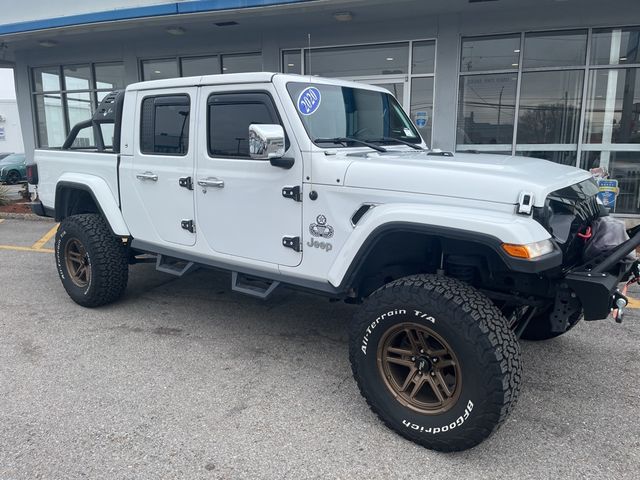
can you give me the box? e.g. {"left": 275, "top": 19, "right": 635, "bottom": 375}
{"left": 27, "top": 72, "right": 639, "bottom": 452}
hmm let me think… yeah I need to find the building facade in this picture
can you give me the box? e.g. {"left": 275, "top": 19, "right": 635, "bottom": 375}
{"left": 0, "top": 69, "right": 24, "bottom": 153}
{"left": 0, "top": 0, "right": 638, "bottom": 213}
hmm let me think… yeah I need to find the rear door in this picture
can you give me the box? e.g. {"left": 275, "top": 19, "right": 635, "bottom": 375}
{"left": 195, "top": 84, "right": 303, "bottom": 266}
{"left": 129, "top": 88, "right": 197, "bottom": 246}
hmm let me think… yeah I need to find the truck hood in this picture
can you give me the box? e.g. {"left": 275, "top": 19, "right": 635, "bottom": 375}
{"left": 342, "top": 150, "right": 592, "bottom": 207}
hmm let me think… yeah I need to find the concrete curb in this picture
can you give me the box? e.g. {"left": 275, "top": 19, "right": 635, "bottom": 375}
{"left": 0, "top": 212, "right": 54, "bottom": 222}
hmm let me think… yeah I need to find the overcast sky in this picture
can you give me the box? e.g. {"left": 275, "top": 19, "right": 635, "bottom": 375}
{"left": 0, "top": 69, "right": 16, "bottom": 100}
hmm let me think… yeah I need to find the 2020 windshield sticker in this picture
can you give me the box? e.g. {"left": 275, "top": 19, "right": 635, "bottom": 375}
{"left": 297, "top": 87, "right": 321, "bottom": 115}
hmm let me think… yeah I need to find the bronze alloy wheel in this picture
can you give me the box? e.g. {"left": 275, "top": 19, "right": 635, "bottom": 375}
{"left": 64, "top": 238, "right": 91, "bottom": 288}
{"left": 377, "top": 322, "right": 461, "bottom": 415}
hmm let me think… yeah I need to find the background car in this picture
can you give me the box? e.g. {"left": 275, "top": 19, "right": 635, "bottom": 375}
{"left": 0, "top": 153, "right": 27, "bottom": 184}
{"left": 0, "top": 152, "right": 14, "bottom": 160}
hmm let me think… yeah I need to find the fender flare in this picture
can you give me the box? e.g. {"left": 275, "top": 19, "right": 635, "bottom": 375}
{"left": 55, "top": 175, "right": 130, "bottom": 236}
{"left": 327, "top": 203, "right": 560, "bottom": 289}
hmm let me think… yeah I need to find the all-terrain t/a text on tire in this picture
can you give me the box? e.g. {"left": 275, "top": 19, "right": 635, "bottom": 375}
{"left": 350, "top": 274, "right": 522, "bottom": 452}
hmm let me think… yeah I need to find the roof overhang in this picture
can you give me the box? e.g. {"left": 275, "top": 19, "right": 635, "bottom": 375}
{"left": 0, "top": 0, "right": 318, "bottom": 37}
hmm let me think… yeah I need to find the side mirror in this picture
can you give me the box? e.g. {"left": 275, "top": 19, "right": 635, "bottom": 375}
{"left": 249, "top": 124, "right": 285, "bottom": 160}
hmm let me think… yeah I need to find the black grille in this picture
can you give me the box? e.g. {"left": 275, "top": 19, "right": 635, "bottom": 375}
{"left": 536, "top": 179, "right": 603, "bottom": 267}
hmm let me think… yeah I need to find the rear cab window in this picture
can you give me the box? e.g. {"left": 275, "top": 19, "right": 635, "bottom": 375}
{"left": 140, "top": 95, "right": 191, "bottom": 155}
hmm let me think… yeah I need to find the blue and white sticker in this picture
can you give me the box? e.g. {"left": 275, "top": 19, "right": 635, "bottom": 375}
{"left": 297, "top": 87, "right": 321, "bottom": 115}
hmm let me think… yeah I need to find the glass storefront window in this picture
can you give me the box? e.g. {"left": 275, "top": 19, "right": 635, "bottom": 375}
{"left": 142, "top": 58, "right": 179, "bottom": 81}
{"left": 410, "top": 77, "right": 434, "bottom": 146}
{"left": 412, "top": 41, "right": 436, "bottom": 75}
{"left": 457, "top": 73, "right": 518, "bottom": 145}
{"left": 460, "top": 35, "right": 521, "bottom": 72}
{"left": 66, "top": 91, "right": 94, "bottom": 146}
{"left": 32, "top": 66, "right": 61, "bottom": 92}
{"left": 304, "top": 43, "right": 409, "bottom": 77}
{"left": 63, "top": 65, "right": 91, "bottom": 91}
{"left": 516, "top": 150, "right": 577, "bottom": 166}
{"left": 181, "top": 56, "right": 220, "bottom": 77}
{"left": 32, "top": 62, "right": 125, "bottom": 148}
{"left": 221, "top": 53, "right": 262, "bottom": 74}
{"left": 523, "top": 30, "right": 587, "bottom": 68}
{"left": 95, "top": 63, "right": 125, "bottom": 90}
{"left": 591, "top": 27, "right": 640, "bottom": 66}
{"left": 459, "top": 27, "right": 640, "bottom": 179}
{"left": 34, "top": 94, "right": 65, "bottom": 148}
{"left": 517, "top": 70, "right": 584, "bottom": 144}
{"left": 584, "top": 67, "right": 640, "bottom": 144}
{"left": 581, "top": 151, "right": 640, "bottom": 214}
{"left": 282, "top": 50, "right": 302, "bottom": 74}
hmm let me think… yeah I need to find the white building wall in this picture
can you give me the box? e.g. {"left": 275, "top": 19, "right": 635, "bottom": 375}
{"left": 0, "top": 69, "right": 24, "bottom": 153}
{"left": 0, "top": 100, "right": 25, "bottom": 153}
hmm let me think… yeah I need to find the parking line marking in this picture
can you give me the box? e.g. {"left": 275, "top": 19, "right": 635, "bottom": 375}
{"left": 626, "top": 297, "right": 640, "bottom": 309}
{"left": 0, "top": 245, "right": 54, "bottom": 254}
{"left": 32, "top": 223, "right": 59, "bottom": 250}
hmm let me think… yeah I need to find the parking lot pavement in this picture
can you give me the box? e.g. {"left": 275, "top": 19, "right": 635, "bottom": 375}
{"left": 0, "top": 221, "right": 639, "bottom": 480}
{"left": 0, "top": 218, "right": 56, "bottom": 252}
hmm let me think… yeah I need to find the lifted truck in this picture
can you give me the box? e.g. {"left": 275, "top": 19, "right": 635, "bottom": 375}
{"left": 28, "top": 72, "right": 639, "bottom": 452}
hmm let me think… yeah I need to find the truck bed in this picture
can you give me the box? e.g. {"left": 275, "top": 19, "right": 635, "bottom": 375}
{"left": 34, "top": 149, "right": 120, "bottom": 212}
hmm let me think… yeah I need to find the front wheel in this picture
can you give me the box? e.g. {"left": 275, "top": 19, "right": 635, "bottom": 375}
{"left": 349, "top": 274, "right": 522, "bottom": 452}
{"left": 55, "top": 214, "right": 129, "bottom": 307}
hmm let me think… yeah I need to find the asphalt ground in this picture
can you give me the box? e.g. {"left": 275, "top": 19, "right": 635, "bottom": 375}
{"left": 0, "top": 219, "right": 639, "bottom": 479}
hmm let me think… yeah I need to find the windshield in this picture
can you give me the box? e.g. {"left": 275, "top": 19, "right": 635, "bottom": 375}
{"left": 286, "top": 82, "right": 422, "bottom": 148}
{"left": 0, "top": 154, "right": 25, "bottom": 164}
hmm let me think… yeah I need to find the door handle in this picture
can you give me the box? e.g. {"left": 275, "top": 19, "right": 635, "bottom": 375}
{"left": 136, "top": 171, "right": 158, "bottom": 182}
{"left": 197, "top": 177, "right": 224, "bottom": 188}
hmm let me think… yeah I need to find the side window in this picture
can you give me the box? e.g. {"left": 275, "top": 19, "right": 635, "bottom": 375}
{"left": 140, "top": 95, "right": 190, "bottom": 155}
{"left": 208, "top": 92, "right": 283, "bottom": 158}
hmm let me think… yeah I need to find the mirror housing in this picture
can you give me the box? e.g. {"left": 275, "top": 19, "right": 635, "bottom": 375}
{"left": 249, "top": 124, "right": 285, "bottom": 160}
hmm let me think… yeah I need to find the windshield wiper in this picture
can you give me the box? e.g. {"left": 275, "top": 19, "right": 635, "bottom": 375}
{"left": 314, "top": 137, "right": 387, "bottom": 153}
{"left": 365, "top": 137, "right": 425, "bottom": 150}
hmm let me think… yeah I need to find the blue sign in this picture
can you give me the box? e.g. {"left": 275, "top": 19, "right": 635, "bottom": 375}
{"left": 414, "top": 111, "right": 428, "bottom": 129}
{"left": 297, "top": 87, "right": 321, "bottom": 115}
{"left": 597, "top": 179, "right": 619, "bottom": 210}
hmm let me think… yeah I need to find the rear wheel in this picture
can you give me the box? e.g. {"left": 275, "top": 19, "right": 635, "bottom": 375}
{"left": 5, "top": 170, "right": 20, "bottom": 185}
{"left": 349, "top": 274, "right": 522, "bottom": 452}
{"left": 55, "top": 214, "right": 129, "bottom": 307}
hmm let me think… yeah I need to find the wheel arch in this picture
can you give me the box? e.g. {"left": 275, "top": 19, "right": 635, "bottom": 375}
{"left": 55, "top": 178, "right": 129, "bottom": 236}
{"left": 331, "top": 221, "right": 561, "bottom": 296}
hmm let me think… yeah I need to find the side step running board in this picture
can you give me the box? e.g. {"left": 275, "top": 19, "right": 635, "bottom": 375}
{"left": 155, "top": 254, "right": 198, "bottom": 277}
{"left": 232, "top": 272, "right": 280, "bottom": 300}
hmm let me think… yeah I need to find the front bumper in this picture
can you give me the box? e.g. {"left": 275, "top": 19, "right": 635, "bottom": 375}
{"left": 563, "top": 226, "right": 640, "bottom": 322}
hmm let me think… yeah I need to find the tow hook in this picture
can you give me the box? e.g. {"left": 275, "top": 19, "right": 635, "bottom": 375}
{"left": 613, "top": 291, "right": 628, "bottom": 323}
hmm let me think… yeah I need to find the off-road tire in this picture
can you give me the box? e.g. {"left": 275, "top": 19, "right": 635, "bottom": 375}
{"left": 55, "top": 214, "right": 129, "bottom": 308}
{"left": 520, "top": 308, "right": 582, "bottom": 341}
{"left": 349, "top": 274, "right": 522, "bottom": 452}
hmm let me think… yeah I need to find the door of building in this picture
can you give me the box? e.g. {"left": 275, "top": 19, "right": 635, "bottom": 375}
{"left": 347, "top": 76, "right": 409, "bottom": 109}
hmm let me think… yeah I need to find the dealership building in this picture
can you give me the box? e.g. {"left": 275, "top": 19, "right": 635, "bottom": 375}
{"left": 0, "top": 0, "right": 638, "bottom": 213}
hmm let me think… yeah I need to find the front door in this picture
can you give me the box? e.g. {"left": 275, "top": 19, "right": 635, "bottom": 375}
{"left": 129, "top": 88, "right": 197, "bottom": 246}
{"left": 347, "top": 76, "right": 409, "bottom": 109}
{"left": 195, "top": 85, "right": 303, "bottom": 267}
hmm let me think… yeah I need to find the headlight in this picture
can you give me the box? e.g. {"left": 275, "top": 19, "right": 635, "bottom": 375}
{"left": 501, "top": 239, "right": 555, "bottom": 259}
